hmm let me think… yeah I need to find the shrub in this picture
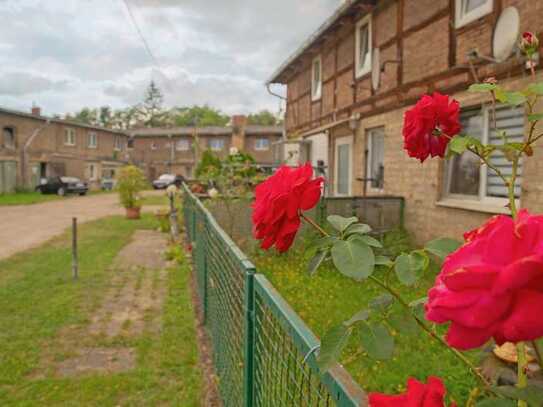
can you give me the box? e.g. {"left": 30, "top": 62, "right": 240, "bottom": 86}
{"left": 117, "top": 165, "right": 148, "bottom": 209}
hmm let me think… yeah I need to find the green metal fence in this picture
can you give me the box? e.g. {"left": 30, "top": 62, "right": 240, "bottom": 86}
{"left": 182, "top": 184, "right": 367, "bottom": 407}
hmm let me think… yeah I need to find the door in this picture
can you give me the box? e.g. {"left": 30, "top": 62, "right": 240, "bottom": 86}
{"left": 306, "top": 132, "right": 329, "bottom": 177}
{"left": 0, "top": 161, "right": 17, "bottom": 194}
{"left": 334, "top": 136, "right": 352, "bottom": 196}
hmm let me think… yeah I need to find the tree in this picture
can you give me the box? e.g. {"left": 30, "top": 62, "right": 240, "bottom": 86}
{"left": 139, "top": 80, "right": 167, "bottom": 128}
{"left": 247, "top": 110, "right": 282, "bottom": 126}
{"left": 172, "top": 105, "right": 230, "bottom": 127}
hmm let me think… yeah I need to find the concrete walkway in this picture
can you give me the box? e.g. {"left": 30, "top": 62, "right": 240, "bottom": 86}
{"left": 0, "top": 191, "right": 166, "bottom": 261}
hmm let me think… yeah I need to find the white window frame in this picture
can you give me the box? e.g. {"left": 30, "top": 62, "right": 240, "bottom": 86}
{"left": 334, "top": 136, "right": 353, "bottom": 196}
{"left": 440, "top": 105, "right": 521, "bottom": 213}
{"left": 355, "top": 14, "right": 372, "bottom": 78}
{"left": 87, "top": 163, "right": 98, "bottom": 181}
{"left": 64, "top": 128, "right": 76, "bottom": 146}
{"left": 114, "top": 135, "right": 123, "bottom": 151}
{"left": 311, "top": 55, "right": 322, "bottom": 101}
{"left": 366, "top": 127, "right": 385, "bottom": 193}
{"left": 209, "top": 138, "right": 225, "bottom": 151}
{"left": 88, "top": 132, "right": 97, "bottom": 149}
{"left": 3, "top": 127, "right": 15, "bottom": 149}
{"left": 455, "top": 0, "right": 493, "bottom": 29}
{"left": 254, "top": 138, "right": 270, "bottom": 151}
{"left": 176, "top": 139, "right": 190, "bottom": 151}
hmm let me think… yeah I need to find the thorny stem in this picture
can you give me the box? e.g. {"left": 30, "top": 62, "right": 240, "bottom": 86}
{"left": 467, "top": 146, "right": 509, "bottom": 186}
{"left": 299, "top": 213, "right": 494, "bottom": 391}
{"left": 517, "top": 342, "right": 528, "bottom": 407}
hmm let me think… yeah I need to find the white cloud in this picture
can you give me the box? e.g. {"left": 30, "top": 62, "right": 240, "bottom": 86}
{"left": 0, "top": 0, "right": 339, "bottom": 116}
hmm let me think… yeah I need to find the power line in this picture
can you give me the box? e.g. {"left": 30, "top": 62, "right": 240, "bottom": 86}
{"left": 122, "top": 0, "right": 161, "bottom": 71}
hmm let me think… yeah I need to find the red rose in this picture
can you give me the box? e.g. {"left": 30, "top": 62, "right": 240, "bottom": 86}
{"left": 402, "top": 93, "right": 461, "bottom": 162}
{"left": 369, "top": 377, "right": 456, "bottom": 407}
{"left": 252, "top": 163, "right": 323, "bottom": 252}
{"left": 520, "top": 31, "right": 539, "bottom": 55}
{"left": 426, "top": 210, "right": 543, "bottom": 350}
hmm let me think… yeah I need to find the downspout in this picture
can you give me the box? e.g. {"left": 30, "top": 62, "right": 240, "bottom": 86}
{"left": 22, "top": 119, "right": 51, "bottom": 188}
{"left": 266, "top": 83, "right": 288, "bottom": 164}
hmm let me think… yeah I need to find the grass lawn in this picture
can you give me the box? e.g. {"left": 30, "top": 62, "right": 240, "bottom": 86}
{"left": 252, "top": 241, "right": 478, "bottom": 405}
{"left": 140, "top": 193, "right": 170, "bottom": 206}
{"left": 0, "top": 192, "right": 63, "bottom": 206}
{"left": 0, "top": 215, "right": 202, "bottom": 406}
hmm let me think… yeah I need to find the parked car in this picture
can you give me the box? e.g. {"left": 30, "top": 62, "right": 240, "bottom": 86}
{"left": 36, "top": 176, "right": 88, "bottom": 196}
{"left": 152, "top": 174, "right": 176, "bottom": 189}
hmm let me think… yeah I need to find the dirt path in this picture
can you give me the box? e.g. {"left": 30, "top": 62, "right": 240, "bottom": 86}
{"left": 0, "top": 191, "right": 165, "bottom": 261}
{"left": 32, "top": 230, "right": 170, "bottom": 379}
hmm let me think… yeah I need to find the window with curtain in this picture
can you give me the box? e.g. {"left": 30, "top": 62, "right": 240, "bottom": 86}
{"left": 443, "top": 104, "right": 523, "bottom": 203}
{"left": 367, "top": 127, "right": 384, "bottom": 190}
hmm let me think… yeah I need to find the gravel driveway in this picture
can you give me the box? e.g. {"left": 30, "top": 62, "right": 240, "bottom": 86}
{"left": 0, "top": 192, "right": 165, "bottom": 261}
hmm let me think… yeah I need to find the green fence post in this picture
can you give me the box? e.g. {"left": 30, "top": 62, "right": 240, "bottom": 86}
{"left": 243, "top": 263, "right": 255, "bottom": 407}
{"left": 202, "top": 216, "right": 208, "bottom": 323}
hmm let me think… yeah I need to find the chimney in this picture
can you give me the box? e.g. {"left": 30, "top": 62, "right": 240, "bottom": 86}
{"left": 31, "top": 105, "right": 41, "bottom": 116}
{"left": 231, "top": 115, "right": 247, "bottom": 150}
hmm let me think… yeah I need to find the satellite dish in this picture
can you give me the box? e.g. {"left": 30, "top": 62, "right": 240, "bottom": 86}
{"left": 493, "top": 7, "right": 520, "bottom": 62}
{"left": 371, "top": 48, "right": 380, "bottom": 91}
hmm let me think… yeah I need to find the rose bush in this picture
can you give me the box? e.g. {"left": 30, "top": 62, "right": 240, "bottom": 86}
{"left": 369, "top": 377, "right": 456, "bottom": 407}
{"left": 252, "top": 163, "right": 323, "bottom": 252}
{"left": 402, "top": 92, "right": 461, "bottom": 162}
{"left": 426, "top": 209, "right": 543, "bottom": 350}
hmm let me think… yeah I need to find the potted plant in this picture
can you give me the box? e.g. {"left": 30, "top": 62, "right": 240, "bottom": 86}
{"left": 117, "top": 165, "right": 148, "bottom": 219}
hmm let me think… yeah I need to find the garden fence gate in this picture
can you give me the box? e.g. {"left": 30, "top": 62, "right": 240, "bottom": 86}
{"left": 182, "top": 184, "right": 367, "bottom": 407}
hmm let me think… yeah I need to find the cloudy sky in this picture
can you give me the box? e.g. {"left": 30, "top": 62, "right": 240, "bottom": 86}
{"left": 0, "top": 0, "right": 338, "bottom": 117}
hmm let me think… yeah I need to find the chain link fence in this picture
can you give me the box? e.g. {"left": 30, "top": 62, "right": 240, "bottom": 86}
{"left": 182, "top": 184, "right": 367, "bottom": 407}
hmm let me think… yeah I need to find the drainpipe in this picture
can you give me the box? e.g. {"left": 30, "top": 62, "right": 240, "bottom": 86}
{"left": 21, "top": 119, "right": 51, "bottom": 188}
{"left": 266, "top": 83, "right": 288, "bottom": 164}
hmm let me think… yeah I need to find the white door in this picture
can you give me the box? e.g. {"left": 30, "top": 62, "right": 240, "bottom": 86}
{"left": 306, "top": 132, "right": 329, "bottom": 170}
{"left": 334, "top": 136, "right": 353, "bottom": 196}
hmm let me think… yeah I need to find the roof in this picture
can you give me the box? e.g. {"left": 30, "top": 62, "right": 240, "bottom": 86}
{"left": 130, "top": 125, "right": 283, "bottom": 137}
{"left": 266, "top": 0, "right": 373, "bottom": 84}
{"left": 0, "top": 106, "right": 129, "bottom": 135}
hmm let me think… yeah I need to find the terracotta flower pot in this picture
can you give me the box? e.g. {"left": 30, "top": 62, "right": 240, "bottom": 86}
{"left": 125, "top": 206, "right": 141, "bottom": 220}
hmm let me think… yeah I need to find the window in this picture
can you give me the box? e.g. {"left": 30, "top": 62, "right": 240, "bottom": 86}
{"left": 127, "top": 138, "right": 134, "bottom": 149}
{"left": 355, "top": 15, "right": 372, "bottom": 78}
{"left": 335, "top": 136, "right": 353, "bottom": 196}
{"left": 255, "top": 138, "right": 270, "bottom": 151}
{"left": 87, "top": 163, "right": 97, "bottom": 181}
{"left": 114, "top": 136, "right": 123, "bottom": 151}
{"left": 455, "top": 0, "right": 493, "bottom": 28}
{"left": 442, "top": 105, "right": 523, "bottom": 208}
{"left": 311, "top": 56, "right": 322, "bottom": 101}
{"left": 88, "top": 132, "right": 97, "bottom": 149}
{"left": 2, "top": 127, "right": 15, "bottom": 148}
{"left": 209, "top": 138, "right": 224, "bottom": 151}
{"left": 64, "top": 128, "right": 76, "bottom": 146}
{"left": 176, "top": 139, "right": 190, "bottom": 151}
{"left": 366, "top": 127, "right": 385, "bottom": 190}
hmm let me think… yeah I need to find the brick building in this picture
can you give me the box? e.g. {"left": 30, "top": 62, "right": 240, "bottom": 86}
{"left": 0, "top": 106, "right": 129, "bottom": 193}
{"left": 129, "top": 115, "right": 283, "bottom": 180}
{"left": 267, "top": 0, "right": 543, "bottom": 244}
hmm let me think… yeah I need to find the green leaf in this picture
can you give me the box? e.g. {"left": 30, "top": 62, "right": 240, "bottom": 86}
{"left": 344, "top": 309, "right": 370, "bottom": 326}
{"left": 425, "top": 238, "right": 462, "bottom": 260}
{"left": 448, "top": 136, "right": 470, "bottom": 154}
{"left": 410, "top": 250, "right": 429, "bottom": 274}
{"left": 528, "top": 113, "right": 543, "bottom": 122}
{"left": 331, "top": 239, "right": 375, "bottom": 281}
{"left": 394, "top": 253, "right": 417, "bottom": 286}
{"left": 526, "top": 82, "right": 543, "bottom": 95}
{"left": 469, "top": 83, "right": 497, "bottom": 92}
{"left": 359, "top": 323, "right": 394, "bottom": 360}
{"left": 350, "top": 234, "right": 382, "bottom": 248}
{"left": 327, "top": 215, "right": 358, "bottom": 233}
{"left": 369, "top": 293, "right": 394, "bottom": 313}
{"left": 476, "top": 399, "right": 515, "bottom": 407}
{"left": 496, "top": 91, "right": 527, "bottom": 106}
{"left": 389, "top": 308, "right": 418, "bottom": 335}
{"left": 345, "top": 223, "right": 372, "bottom": 236}
{"left": 308, "top": 250, "right": 327, "bottom": 276}
{"left": 375, "top": 255, "right": 393, "bottom": 267}
{"left": 317, "top": 324, "right": 352, "bottom": 371}
{"left": 312, "top": 236, "right": 338, "bottom": 250}
{"left": 494, "top": 384, "right": 543, "bottom": 407}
